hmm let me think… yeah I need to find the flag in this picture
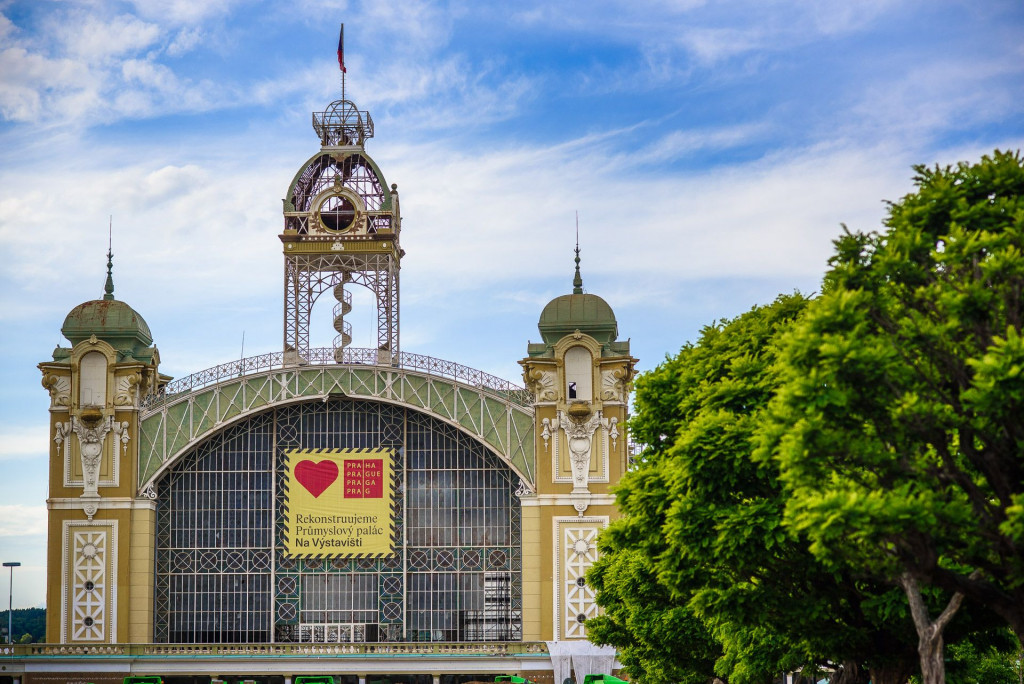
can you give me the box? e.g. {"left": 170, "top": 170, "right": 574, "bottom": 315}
{"left": 337, "top": 23, "right": 347, "bottom": 73}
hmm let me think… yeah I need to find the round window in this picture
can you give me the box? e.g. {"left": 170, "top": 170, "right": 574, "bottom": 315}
{"left": 319, "top": 194, "right": 357, "bottom": 232}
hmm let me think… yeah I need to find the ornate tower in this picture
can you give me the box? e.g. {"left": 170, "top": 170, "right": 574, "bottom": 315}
{"left": 280, "top": 87, "right": 402, "bottom": 364}
{"left": 519, "top": 247, "right": 637, "bottom": 644}
{"left": 39, "top": 251, "right": 163, "bottom": 643}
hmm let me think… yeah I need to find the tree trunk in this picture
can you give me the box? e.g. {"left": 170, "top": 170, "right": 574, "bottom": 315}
{"left": 899, "top": 572, "right": 967, "bottom": 684}
{"left": 867, "top": 660, "right": 916, "bottom": 684}
{"left": 831, "top": 659, "right": 870, "bottom": 684}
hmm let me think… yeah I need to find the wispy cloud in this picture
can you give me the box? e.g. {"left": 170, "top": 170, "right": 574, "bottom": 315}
{"left": 0, "top": 505, "right": 47, "bottom": 536}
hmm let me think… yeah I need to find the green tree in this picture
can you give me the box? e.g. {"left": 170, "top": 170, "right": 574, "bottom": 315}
{"left": 762, "top": 150, "right": 1024, "bottom": 683}
{"left": 589, "top": 295, "right": 920, "bottom": 684}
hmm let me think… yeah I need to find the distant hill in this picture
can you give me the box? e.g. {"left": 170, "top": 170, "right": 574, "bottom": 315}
{"left": 3, "top": 607, "right": 45, "bottom": 643}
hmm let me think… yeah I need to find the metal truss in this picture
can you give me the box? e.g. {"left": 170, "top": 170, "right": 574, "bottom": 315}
{"left": 141, "top": 348, "right": 530, "bottom": 406}
{"left": 282, "top": 99, "right": 401, "bottom": 362}
{"left": 138, "top": 357, "right": 537, "bottom": 493}
{"left": 283, "top": 252, "right": 399, "bottom": 363}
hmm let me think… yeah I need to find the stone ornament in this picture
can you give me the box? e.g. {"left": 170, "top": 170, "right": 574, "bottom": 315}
{"left": 524, "top": 367, "right": 557, "bottom": 402}
{"left": 42, "top": 374, "right": 71, "bottom": 408}
{"left": 72, "top": 415, "right": 114, "bottom": 502}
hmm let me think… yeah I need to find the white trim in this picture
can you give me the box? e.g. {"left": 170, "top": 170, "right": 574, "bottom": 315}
{"left": 63, "top": 422, "right": 123, "bottom": 489}
{"left": 520, "top": 494, "right": 616, "bottom": 507}
{"left": 61, "top": 519, "right": 118, "bottom": 644}
{"left": 551, "top": 516, "right": 607, "bottom": 641}
{"left": 49, "top": 498, "right": 156, "bottom": 511}
{"left": 552, "top": 423, "right": 610, "bottom": 485}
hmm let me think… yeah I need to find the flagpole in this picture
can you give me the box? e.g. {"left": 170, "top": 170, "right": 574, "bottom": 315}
{"left": 339, "top": 22, "right": 346, "bottom": 102}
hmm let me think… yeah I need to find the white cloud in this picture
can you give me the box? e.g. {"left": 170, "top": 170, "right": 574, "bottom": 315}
{"left": 0, "top": 425, "right": 49, "bottom": 460}
{"left": 57, "top": 12, "right": 161, "bottom": 64}
{"left": 0, "top": 505, "right": 47, "bottom": 536}
{"left": 126, "top": 0, "right": 242, "bottom": 25}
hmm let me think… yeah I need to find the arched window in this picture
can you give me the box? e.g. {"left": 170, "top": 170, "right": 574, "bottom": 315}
{"left": 79, "top": 352, "right": 107, "bottom": 407}
{"left": 564, "top": 347, "right": 592, "bottom": 401}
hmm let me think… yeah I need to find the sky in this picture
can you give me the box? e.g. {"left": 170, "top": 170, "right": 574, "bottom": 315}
{"left": 0, "top": 0, "right": 1022, "bottom": 611}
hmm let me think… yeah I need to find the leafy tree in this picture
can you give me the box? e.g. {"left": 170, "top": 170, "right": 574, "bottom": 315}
{"left": 761, "top": 150, "right": 1024, "bottom": 683}
{"left": 945, "top": 631, "right": 1021, "bottom": 684}
{"left": 589, "top": 295, "right": 920, "bottom": 684}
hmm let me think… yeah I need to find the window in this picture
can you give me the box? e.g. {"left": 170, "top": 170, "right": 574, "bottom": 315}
{"left": 564, "top": 347, "right": 592, "bottom": 402}
{"left": 79, "top": 352, "right": 106, "bottom": 406}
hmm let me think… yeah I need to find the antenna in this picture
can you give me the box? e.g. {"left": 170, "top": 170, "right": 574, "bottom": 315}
{"left": 239, "top": 330, "right": 246, "bottom": 376}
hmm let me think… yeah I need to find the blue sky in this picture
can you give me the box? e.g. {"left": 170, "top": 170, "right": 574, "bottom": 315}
{"left": 1, "top": 0, "right": 1022, "bottom": 610}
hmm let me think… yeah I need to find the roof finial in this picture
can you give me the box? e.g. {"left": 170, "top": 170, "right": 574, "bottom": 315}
{"left": 573, "top": 211, "right": 583, "bottom": 294}
{"left": 103, "top": 216, "right": 115, "bottom": 301}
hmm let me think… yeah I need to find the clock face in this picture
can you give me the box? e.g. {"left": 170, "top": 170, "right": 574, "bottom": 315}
{"left": 319, "top": 194, "right": 357, "bottom": 232}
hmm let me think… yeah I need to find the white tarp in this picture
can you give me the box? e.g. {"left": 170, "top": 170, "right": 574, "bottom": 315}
{"left": 545, "top": 640, "right": 619, "bottom": 684}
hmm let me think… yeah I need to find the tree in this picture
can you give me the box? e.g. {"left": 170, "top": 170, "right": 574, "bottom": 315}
{"left": 762, "top": 150, "right": 1024, "bottom": 683}
{"left": 589, "top": 295, "right": 921, "bottom": 684}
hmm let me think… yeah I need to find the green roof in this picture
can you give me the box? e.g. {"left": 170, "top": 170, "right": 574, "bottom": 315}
{"left": 538, "top": 293, "right": 618, "bottom": 344}
{"left": 62, "top": 299, "right": 153, "bottom": 350}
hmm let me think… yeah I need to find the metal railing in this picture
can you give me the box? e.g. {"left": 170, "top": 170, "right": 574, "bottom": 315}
{"left": 1, "top": 641, "right": 550, "bottom": 658}
{"left": 141, "top": 348, "right": 532, "bottom": 409}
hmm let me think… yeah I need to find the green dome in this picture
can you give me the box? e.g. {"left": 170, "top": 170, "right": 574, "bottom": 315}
{"left": 62, "top": 298, "right": 153, "bottom": 348}
{"left": 538, "top": 293, "right": 618, "bottom": 344}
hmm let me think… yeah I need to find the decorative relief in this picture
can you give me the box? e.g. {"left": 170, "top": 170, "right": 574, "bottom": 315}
{"left": 601, "top": 367, "right": 629, "bottom": 402}
{"left": 562, "top": 525, "right": 599, "bottom": 639}
{"left": 71, "top": 415, "right": 113, "bottom": 502}
{"left": 524, "top": 368, "right": 557, "bottom": 403}
{"left": 42, "top": 374, "right": 71, "bottom": 408}
{"left": 55, "top": 420, "right": 71, "bottom": 461}
{"left": 141, "top": 483, "right": 158, "bottom": 500}
{"left": 515, "top": 479, "right": 534, "bottom": 498}
{"left": 114, "top": 374, "right": 140, "bottom": 407}
{"left": 559, "top": 411, "right": 604, "bottom": 493}
{"left": 71, "top": 529, "right": 108, "bottom": 641}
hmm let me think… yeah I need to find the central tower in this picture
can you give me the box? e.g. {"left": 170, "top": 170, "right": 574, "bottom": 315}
{"left": 280, "top": 56, "right": 402, "bottom": 365}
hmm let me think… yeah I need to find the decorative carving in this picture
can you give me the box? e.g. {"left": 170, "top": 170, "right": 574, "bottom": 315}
{"left": 607, "top": 417, "right": 619, "bottom": 451}
{"left": 524, "top": 367, "right": 557, "bottom": 402}
{"left": 515, "top": 479, "right": 534, "bottom": 498}
{"left": 114, "top": 374, "right": 140, "bottom": 407}
{"left": 141, "top": 483, "right": 158, "bottom": 500}
{"left": 558, "top": 410, "right": 604, "bottom": 493}
{"left": 71, "top": 529, "right": 107, "bottom": 640}
{"left": 42, "top": 374, "right": 71, "bottom": 408}
{"left": 541, "top": 418, "right": 552, "bottom": 451}
{"left": 72, "top": 415, "right": 114, "bottom": 499}
{"left": 114, "top": 421, "right": 130, "bottom": 455}
{"left": 601, "top": 367, "right": 628, "bottom": 402}
{"left": 562, "top": 525, "right": 599, "bottom": 638}
{"left": 54, "top": 420, "right": 71, "bottom": 449}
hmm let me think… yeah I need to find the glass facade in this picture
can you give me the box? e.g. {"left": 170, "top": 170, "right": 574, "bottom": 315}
{"left": 154, "top": 399, "right": 522, "bottom": 644}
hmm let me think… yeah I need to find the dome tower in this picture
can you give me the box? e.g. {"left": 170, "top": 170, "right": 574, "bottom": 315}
{"left": 519, "top": 241, "right": 637, "bottom": 644}
{"left": 39, "top": 247, "right": 163, "bottom": 643}
{"left": 280, "top": 27, "right": 402, "bottom": 365}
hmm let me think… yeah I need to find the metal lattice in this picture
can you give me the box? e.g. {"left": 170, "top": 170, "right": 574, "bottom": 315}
{"left": 155, "top": 399, "right": 522, "bottom": 644}
{"left": 282, "top": 99, "right": 401, "bottom": 364}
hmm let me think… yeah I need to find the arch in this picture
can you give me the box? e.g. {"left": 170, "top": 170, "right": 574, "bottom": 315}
{"left": 139, "top": 364, "right": 535, "bottom": 494}
{"left": 79, "top": 351, "right": 107, "bottom": 407}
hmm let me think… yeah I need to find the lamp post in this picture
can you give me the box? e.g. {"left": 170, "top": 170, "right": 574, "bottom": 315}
{"left": 3, "top": 562, "right": 19, "bottom": 644}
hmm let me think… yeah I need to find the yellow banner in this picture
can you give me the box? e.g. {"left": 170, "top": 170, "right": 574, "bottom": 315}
{"left": 283, "top": 448, "right": 395, "bottom": 557}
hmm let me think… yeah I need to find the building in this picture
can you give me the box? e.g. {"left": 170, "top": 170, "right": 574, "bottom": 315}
{"left": 3, "top": 70, "right": 637, "bottom": 684}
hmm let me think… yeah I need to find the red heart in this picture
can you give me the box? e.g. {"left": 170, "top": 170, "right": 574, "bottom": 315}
{"left": 295, "top": 459, "right": 339, "bottom": 498}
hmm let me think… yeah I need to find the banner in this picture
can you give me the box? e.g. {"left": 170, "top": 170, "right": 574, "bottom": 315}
{"left": 283, "top": 448, "right": 395, "bottom": 558}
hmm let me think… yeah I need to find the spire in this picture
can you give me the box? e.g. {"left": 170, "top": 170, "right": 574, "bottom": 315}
{"left": 573, "top": 212, "right": 583, "bottom": 294}
{"left": 103, "top": 217, "right": 114, "bottom": 301}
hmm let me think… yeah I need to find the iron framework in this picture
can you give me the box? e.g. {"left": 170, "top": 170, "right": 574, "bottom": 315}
{"left": 283, "top": 98, "right": 401, "bottom": 364}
